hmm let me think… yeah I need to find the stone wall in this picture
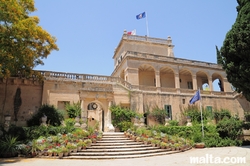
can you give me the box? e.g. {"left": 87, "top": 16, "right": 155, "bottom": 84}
{"left": 0, "top": 78, "right": 43, "bottom": 126}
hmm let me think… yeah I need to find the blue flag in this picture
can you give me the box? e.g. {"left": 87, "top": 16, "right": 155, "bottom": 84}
{"left": 136, "top": 12, "right": 146, "bottom": 19}
{"left": 189, "top": 90, "right": 201, "bottom": 104}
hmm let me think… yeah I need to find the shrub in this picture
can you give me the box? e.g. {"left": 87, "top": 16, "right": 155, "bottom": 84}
{"left": 0, "top": 135, "right": 21, "bottom": 158}
{"left": 110, "top": 105, "right": 136, "bottom": 131}
{"left": 216, "top": 116, "right": 243, "bottom": 140}
{"left": 156, "top": 125, "right": 194, "bottom": 140}
{"left": 213, "top": 109, "right": 232, "bottom": 122}
{"left": 27, "top": 104, "right": 64, "bottom": 126}
{"left": 169, "top": 120, "right": 179, "bottom": 126}
{"left": 149, "top": 106, "right": 167, "bottom": 124}
{"left": 183, "top": 105, "right": 213, "bottom": 124}
{"left": 65, "top": 102, "right": 81, "bottom": 118}
{"left": 7, "top": 125, "right": 27, "bottom": 141}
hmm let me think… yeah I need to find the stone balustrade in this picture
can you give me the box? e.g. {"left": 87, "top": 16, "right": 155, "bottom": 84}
{"left": 123, "top": 34, "right": 170, "bottom": 45}
{"left": 37, "top": 70, "right": 236, "bottom": 97}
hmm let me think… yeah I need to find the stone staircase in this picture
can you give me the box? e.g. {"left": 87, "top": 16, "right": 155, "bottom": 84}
{"left": 65, "top": 132, "right": 182, "bottom": 159}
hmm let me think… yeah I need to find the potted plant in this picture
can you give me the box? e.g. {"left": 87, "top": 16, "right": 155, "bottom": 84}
{"left": 51, "top": 148, "right": 58, "bottom": 156}
{"left": 195, "top": 142, "right": 205, "bottom": 148}
{"left": 85, "top": 139, "right": 92, "bottom": 147}
{"left": 155, "top": 140, "right": 161, "bottom": 147}
{"left": 47, "top": 149, "right": 53, "bottom": 157}
{"left": 37, "top": 144, "right": 46, "bottom": 156}
{"left": 174, "top": 143, "right": 180, "bottom": 150}
{"left": 30, "top": 139, "right": 39, "bottom": 157}
{"left": 58, "top": 146, "right": 68, "bottom": 156}
{"left": 57, "top": 148, "right": 63, "bottom": 159}
{"left": 160, "top": 142, "right": 167, "bottom": 149}
{"left": 171, "top": 144, "right": 176, "bottom": 151}
{"left": 151, "top": 139, "right": 158, "bottom": 147}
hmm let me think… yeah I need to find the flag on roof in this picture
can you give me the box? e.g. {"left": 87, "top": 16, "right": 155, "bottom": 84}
{"left": 127, "top": 29, "right": 136, "bottom": 35}
{"left": 189, "top": 90, "right": 201, "bottom": 104}
{"left": 136, "top": 12, "right": 146, "bottom": 19}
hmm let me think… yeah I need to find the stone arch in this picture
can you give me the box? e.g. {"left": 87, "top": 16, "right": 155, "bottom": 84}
{"left": 212, "top": 73, "right": 224, "bottom": 92}
{"left": 179, "top": 68, "right": 192, "bottom": 89}
{"left": 196, "top": 71, "right": 209, "bottom": 90}
{"left": 160, "top": 66, "right": 175, "bottom": 88}
{"left": 138, "top": 64, "right": 156, "bottom": 86}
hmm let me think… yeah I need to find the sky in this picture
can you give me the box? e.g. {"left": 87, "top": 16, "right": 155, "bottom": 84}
{"left": 33, "top": 0, "right": 238, "bottom": 77}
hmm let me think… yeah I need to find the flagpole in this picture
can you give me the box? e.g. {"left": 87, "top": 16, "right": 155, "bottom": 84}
{"left": 199, "top": 88, "right": 205, "bottom": 138}
{"left": 145, "top": 12, "right": 149, "bottom": 37}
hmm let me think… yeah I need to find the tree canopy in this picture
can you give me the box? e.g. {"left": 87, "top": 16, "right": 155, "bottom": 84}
{"left": 220, "top": 0, "right": 250, "bottom": 101}
{"left": 0, "top": 0, "right": 58, "bottom": 79}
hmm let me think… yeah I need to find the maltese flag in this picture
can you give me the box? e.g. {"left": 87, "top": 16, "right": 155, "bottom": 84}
{"left": 127, "top": 29, "right": 136, "bottom": 35}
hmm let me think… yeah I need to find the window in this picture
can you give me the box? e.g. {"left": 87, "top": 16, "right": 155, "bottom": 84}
{"left": 206, "top": 106, "right": 213, "bottom": 118}
{"left": 164, "top": 105, "right": 172, "bottom": 120}
{"left": 182, "top": 99, "right": 185, "bottom": 104}
{"left": 187, "top": 81, "right": 193, "bottom": 89}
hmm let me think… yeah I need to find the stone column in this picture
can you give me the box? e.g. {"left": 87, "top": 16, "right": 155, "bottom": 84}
{"left": 223, "top": 79, "right": 231, "bottom": 92}
{"left": 155, "top": 71, "right": 160, "bottom": 87}
{"left": 208, "top": 76, "right": 213, "bottom": 91}
{"left": 80, "top": 99, "right": 85, "bottom": 119}
{"left": 106, "top": 101, "right": 114, "bottom": 132}
{"left": 155, "top": 71, "right": 160, "bottom": 92}
{"left": 175, "top": 73, "right": 180, "bottom": 89}
{"left": 192, "top": 75, "right": 198, "bottom": 90}
{"left": 80, "top": 99, "right": 87, "bottom": 129}
{"left": 175, "top": 73, "right": 180, "bottom": 93}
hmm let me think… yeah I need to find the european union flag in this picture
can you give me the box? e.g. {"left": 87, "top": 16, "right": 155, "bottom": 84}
{"left": 189, "top": 90, "right": 201, "bottom": 104}
{"left": 136, "top": 12, "right": 146, "bottom": 19}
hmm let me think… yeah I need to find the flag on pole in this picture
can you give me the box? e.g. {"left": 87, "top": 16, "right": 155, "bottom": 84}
{"left": 136, "top": 12, "right": 146, "bottom": 19}
{"left": 127, "top": 29, "right": 136, "bottom": 35}
{"left": 189, "top": 89, "right": 201, "bottom": 104}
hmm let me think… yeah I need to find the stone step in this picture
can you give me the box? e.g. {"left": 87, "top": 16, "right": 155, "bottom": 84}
{"left": 69, "top": 148, "right": 171, "bottom": 156}
{"left": 89, "top": 144, "right": 152, "bottom": 149}
{"left": 62, "top": 132, "right": 192, "bottom": 159}
{"left": 79, "top": 146, "right": 160, "bottom": 152}
{"left": 103, "top": 132, "right": 124, "bottom": 135}
{"left": 96, "top": 139, "right": 134, "bottom": 143}
{"left": 92, "top": 142, "right": 144, "bottom": 146}
{"left": 65, "top": 150, "right": 180, "bottom": 159}
{"left": 101, "top": 137, "right": 128, "bottom": 140}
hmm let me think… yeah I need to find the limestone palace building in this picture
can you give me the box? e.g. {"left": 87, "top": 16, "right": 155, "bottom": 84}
{"left": 0, "top": 31, "right": 249, "bottom": 131}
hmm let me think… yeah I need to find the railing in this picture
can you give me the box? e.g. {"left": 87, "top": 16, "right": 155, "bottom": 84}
{"left": 39, "top": 70, "right": 133, "bottom": 90}
{"left": 38, "top": 70, "right": 236, "bottom": 97}
{"left": 123, "top": 34, "right": 171, "bottom": 45}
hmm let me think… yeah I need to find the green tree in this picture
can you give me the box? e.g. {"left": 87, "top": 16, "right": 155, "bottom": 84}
{"left": 216, "top": 45, "right": 223, "bottom": 65}
{"left": 0, "top": 0, "right": 59, "bottom": 78}
{"left": 220, "top": 0, "right": 250, "bottom": 101}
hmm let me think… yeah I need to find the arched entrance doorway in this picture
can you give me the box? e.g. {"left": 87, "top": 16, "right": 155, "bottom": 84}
{"left": 87, "top": 102, "right": 104, "bottom": 131}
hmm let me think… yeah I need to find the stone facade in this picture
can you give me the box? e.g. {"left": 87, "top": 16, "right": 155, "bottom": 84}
{"left": 0, "top": 32, "right": 249, "bottom": 131}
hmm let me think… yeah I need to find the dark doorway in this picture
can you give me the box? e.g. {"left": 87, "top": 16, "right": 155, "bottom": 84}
{"left": 144, "top": 113, "right": 148, "bottom": 125}
{"left": 102, "top": 110, "right": 104, "bottom": 132}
